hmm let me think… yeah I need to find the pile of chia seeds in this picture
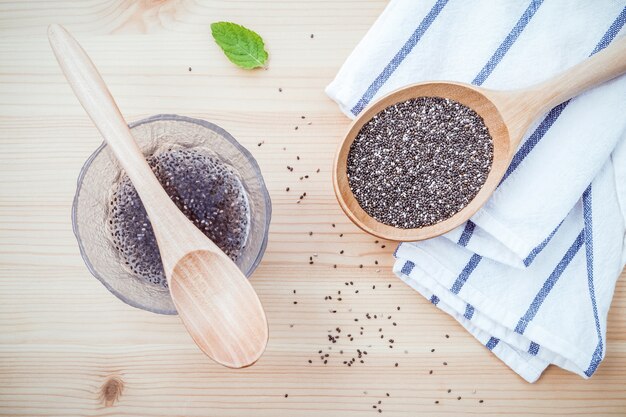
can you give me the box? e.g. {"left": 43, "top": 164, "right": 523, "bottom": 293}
{"left": 108, "top": 148, "right": 250, "bottom": 288}
{"left": 346, "top": 97, "right": 493, "bottom": 229}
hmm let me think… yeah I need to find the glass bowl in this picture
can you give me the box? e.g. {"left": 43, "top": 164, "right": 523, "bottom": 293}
{"left": 72, "top": 114, "right": 271, "bottom": 314}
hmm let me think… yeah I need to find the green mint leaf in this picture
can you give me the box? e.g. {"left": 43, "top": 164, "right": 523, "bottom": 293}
{"left": 210, "top": 22, "right": 269, "bottom": 70}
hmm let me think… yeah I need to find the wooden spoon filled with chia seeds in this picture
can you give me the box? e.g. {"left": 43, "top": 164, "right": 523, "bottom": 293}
{"left": 48, "top": 24, "right": 268, "bottom": 368}
{"left": 334, "top": 35, "right": 626, "bottom": 241}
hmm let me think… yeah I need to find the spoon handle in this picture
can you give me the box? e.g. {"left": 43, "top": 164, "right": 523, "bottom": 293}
{"left": 530, "top": 35, "right": 626, "bottom": 115}
{"left": 490, "top": 35, "right": 626, "bottom": 146}
{"left": 47, "top": 24, "right": 211, "bottom": 273}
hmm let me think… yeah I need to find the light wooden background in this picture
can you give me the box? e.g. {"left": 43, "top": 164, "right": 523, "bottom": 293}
{"left": 1, "top": 1, "right": 625, "bottom": 416}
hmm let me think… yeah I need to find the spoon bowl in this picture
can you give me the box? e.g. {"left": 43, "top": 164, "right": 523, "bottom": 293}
{"left": 170, "top": 250, "right": 267, "bottom": 368}
{"left": 334, "top": 36, "right": 626, "bottom": 241}
{"left": 334, "top": 82, "right": 511, "bottom": 241}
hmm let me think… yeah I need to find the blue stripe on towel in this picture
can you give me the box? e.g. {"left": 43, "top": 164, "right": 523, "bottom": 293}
{"left": 464, "top": 304, "right": 475, "bottom": 320}
{"left": 393, "top": 243, "right": 402, "bottom": 258}
{"left": 514, "top": 230, "right": 584, "bottom": 335}
{"left": 457, "top": 7, "right": 626, "bottom": 247}
{"left": 450, "top": 254, "right": 482, "bottom": 294}
{"left": 457, "top": 220, "right": 475, "bottom": 247}
{"left": 590, "top": 6, "right": 626, "bottom": 55}
{"left": 486, "top": 337, "right": 500, "bottom": 350}
{"left": 582, "top": 185, "right": 603, "bottom": 377}
{"left": 456, "top": 0, "right": 545, "bottom": 246}
{"left": 350, "top": 0, "right": 449, "bottom": 116}
{"left": 581, "top": 11, "right": 625, "bottom": 375}
{"left": 430, "top": 295, "right": 440, "bottom": 305}
{"left": 472, "top": 0, "right": 544, "bottom": 85}
{"left": 523, "top": 221, "right": 564, "bottom": 267}
{"left": 401, "top": 260, "right": 415, "bottom": 275}
{"left": 501, "top": 101, "right": 570, "bottom": 183}
{"left": 528, "top": 341, "right": 540, "bottom": 356}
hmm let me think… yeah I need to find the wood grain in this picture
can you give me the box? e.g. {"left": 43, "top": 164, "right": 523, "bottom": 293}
{"left": 1, "top": 1, "right": 625, "bottom": 416}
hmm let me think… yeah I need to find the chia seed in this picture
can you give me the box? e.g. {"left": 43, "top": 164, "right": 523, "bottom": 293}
{"left": 109, "top": 148, "right": 249, "bottom": 288}
{"left": 346, "top": 97, "right": 493, "bottom": 228}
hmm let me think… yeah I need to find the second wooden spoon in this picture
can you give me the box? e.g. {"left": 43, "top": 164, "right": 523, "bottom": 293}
{"left": 48, "top": 24, "right": 268, "bottom": 368}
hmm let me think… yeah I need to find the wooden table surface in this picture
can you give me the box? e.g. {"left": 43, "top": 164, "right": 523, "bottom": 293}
{"left": 1, "top": 1, "right": 625, "bottom": 416}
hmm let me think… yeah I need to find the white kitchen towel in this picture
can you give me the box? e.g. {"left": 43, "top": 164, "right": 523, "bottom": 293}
{"left": 326, "top": 0, "right": 626, "bottom": 382}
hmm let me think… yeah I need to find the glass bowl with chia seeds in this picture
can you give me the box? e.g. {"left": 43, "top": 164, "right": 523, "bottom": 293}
{"left": 72, "top": 114, "right": 271, "bottom": 314}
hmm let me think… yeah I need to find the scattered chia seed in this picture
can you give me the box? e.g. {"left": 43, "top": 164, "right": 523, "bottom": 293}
{"left": 346, "top": 97, "right": 493, "bottom": 228}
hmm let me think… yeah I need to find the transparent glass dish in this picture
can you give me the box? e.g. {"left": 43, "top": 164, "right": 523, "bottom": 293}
{"left": 72, "top": 114, "right": 271, "bottom": 314}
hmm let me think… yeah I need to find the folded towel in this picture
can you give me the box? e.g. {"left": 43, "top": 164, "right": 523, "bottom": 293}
{"left": 326, "top": 0, "right": 626, "bottom": 382}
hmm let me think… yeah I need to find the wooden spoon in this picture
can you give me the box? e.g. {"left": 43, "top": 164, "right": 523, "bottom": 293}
{"left": 334, "top": 36, "right": 626, "bottom": 242}
{"left": 48, "top": 24, "right": 268, "bottom": 368}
